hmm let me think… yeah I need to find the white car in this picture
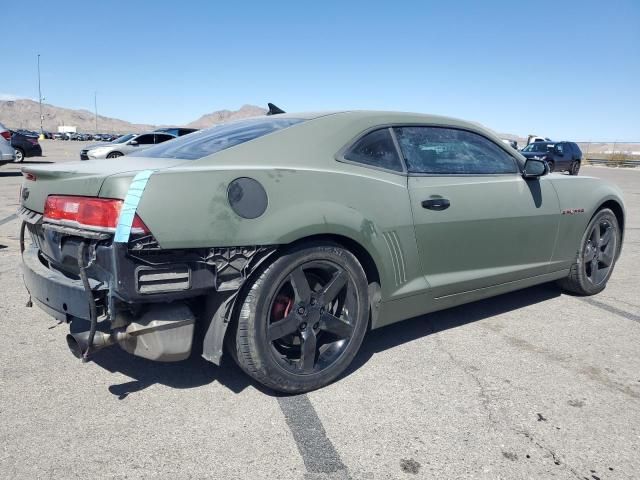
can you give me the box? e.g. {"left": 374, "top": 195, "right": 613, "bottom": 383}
{"left": 0, "top": 122, "right": 16, "bottom": 166}
{"left": 80, "top": 132, "right": 176, "bottom": 160}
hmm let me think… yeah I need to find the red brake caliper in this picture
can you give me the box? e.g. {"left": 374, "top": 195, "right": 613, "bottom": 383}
{"left": 272, "top": 294, "right": 293, "bottom": 321}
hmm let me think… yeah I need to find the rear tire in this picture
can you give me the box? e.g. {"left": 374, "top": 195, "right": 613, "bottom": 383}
{"left": 107, "top": 152, "right": 123, "bottom": 159}
{"left": 557, "top": 208, "right": 619, "bottom": 295}
{"left": 569, "top": 161, "right": 581, "bottom": 176}
{"left": 232, "top": 242, "right": 369, "bottom": 393}
{"left": 14, "top": 148, "right": 24, "bottom": 163}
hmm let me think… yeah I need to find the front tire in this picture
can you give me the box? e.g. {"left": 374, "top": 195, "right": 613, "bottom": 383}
{"left": 547, "top": 160, "right": 555, "bottom": 173}
{"left": 558, "top": 208, "right": 619, "bottom": 295}
{"left": 107, "top": 152, "right": 123, "bottom": 159}
{"left": 14, "top": 148, "right": 24, "bottom": 163}
{"left": 232, "top": 242, "right": 369, "bottom": 393}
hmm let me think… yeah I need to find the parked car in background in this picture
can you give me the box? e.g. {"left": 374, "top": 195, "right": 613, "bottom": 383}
{"left": 520, "top": 141, "right": 582, "bottom": 175}
{"left": 154, "top": 127, "right": 198, "bottom": 137}
{"left": 80, "top": 132, "right": 176, "bottom": 159}
{"left": 18, "top": 110, "right": 625, "bottom": 393}
{"left": 52, "top": 132, "right": 65, "bottom": 140}
{"left": 10, "top": 130, "right": 43, "bottom": 162}
{"left": 0, "top": 122, "right": 16, "bottom": 166}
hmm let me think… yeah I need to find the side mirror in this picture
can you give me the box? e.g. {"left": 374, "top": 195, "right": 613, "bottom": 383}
{"left": 522, "top": 158, "right": 548, "bottom": 179}
{"left": 129, "top": 140, "right": 138, "bottom": 146}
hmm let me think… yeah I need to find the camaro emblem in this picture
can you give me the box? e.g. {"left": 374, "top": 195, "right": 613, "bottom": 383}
{"left": 561, "top": 208, "right": 584, "bottom": 215}
{"left": 21, "top": 188, "right": 29, "bottom": 202}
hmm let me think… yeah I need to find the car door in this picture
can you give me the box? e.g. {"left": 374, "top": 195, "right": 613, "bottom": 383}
{"left": 394, "top": 126, "right": 560, "bottom": 299}
{"left": 123, "top": 134, "right": 154, "bottom": 154}
{"left": 554, "top": 142, "right": 571, "bottom": 169}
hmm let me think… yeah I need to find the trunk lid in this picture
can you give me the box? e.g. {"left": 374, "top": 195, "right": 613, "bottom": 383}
{"left": 21, "top": 157, "right": 187, "bottom": 213}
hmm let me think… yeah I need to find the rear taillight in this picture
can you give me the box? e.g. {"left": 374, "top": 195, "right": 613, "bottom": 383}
{"left": 28, "top": 138, "right": 39, "bottom": 145}
{"left": 0, "top": 131, "right": 10, "bottom": 141}
{"left": 44, "top": 195, "right": 149, "bottom": 234}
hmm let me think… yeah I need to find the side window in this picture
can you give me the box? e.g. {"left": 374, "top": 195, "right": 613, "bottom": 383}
{"left": 394, "top": 127, "right": 517, "bottom": 175}
{"left": 555, "top": 143, "right": 565, "bottom": 155}
{"left": 135, "top": 134, "right": 154, "bottom": 145}
{"left": 154, "top": 134, "right": 174, "bottom": 144}
{"left": 343, "top": 128, "right": 403, "bottom": 172}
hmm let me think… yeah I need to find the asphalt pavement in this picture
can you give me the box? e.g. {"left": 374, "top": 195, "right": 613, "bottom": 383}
{"left": 0, "top": 141, "right": 638, "bottom": 479}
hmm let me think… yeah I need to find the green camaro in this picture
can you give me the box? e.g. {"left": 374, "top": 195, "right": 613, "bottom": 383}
{"left": 18, "top": 109, "right": 625, "bottom": 393}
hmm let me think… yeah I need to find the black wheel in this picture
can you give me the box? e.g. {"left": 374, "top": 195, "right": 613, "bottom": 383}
{"left": 232, "top": 242, "right": 369, "bottom": 393}
{"left": 14, "top": 148, "right": 24, "bottom": 163}
{"left": 558, "top": 208, "right": 619, "bottom": 295}
{"left": 547, "top": 160, "right": 555, "bottom": 173}
{"left": 569, "top": 161, "right": 581, "bottom": 176}
{"left": 107, "top": 152, "right": 123, "bottom": 159}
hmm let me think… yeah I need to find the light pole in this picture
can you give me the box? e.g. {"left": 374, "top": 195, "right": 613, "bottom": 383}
{"left": 37, "top": 54, "right": 43, "bottom": 137}
{"left": 94, "top": 91, "right": 98, "bottom": 133}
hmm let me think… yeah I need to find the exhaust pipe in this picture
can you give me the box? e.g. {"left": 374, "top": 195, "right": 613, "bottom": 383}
{"left": 66, "top": 329, "right": 127, "bottom": 361}
{"left": 66, "top": 303, "right": 196, "bottom": 362}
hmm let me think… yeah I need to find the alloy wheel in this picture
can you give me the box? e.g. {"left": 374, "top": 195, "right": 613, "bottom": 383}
{"left": 583, "top": 219, "right": 616, "bottom": 285}
{"left": 267, "top": 260, "right": 357, "bottom": 375}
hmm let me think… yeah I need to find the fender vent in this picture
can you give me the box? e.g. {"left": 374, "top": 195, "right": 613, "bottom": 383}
{"left": 136, "top": 265, "right": 190, "bottom": 294}
{"left": 382, "top": 231, "right": 407, "bottom": 286}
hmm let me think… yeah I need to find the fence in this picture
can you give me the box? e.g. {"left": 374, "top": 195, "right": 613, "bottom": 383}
{"left": 575, "top": 142, "right": 640, "bottom": 168}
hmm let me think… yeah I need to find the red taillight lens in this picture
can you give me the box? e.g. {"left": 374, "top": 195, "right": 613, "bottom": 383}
{"left": 44, "top": 195, "right": 149, "bottom": 235}
{"left": 28, "top": 138, "right": 39, "bottom": 145}
{"left": 0, "top": 131, "right": 10, "bottom": 141}
{"left": 131, "top": 214, "right": 150, "bottom": 235}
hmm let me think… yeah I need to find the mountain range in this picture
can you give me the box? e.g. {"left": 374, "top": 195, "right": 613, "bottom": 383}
{"left": 0, "top": 99, "right": 266, "bottom": 133}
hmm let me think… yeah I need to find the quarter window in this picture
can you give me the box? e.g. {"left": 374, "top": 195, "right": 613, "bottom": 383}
{"left": 394, "top": 127, "right": 517, "bottom": 175}
{"left": 343, "top": 128, "right": 403, "bottom": 172}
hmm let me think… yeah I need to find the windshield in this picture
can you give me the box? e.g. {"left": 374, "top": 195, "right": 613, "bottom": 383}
{"left": 112, "top": 134, "right": 135, "bottom": 144}
{"left": 522, "top": 142, "right": 552, "bottom": 153}
{"left": 130, "top": 117, "right": 305, "bottom": 160}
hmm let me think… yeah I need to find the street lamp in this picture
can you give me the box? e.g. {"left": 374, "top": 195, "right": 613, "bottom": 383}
{"left": 37, "top": 54, "right": 44, "bottom": 139}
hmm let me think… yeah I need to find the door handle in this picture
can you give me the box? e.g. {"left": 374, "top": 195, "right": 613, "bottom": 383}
{"left": 421, "top": 198, "right": 450, "bottom": 211}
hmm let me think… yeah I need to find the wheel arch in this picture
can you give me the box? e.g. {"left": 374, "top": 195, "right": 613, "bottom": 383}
{"left": 597, "top": 199, "right": 625, "bottom": 257}
{"left": 285, "top": 233, "right": 381, "bottom": 287}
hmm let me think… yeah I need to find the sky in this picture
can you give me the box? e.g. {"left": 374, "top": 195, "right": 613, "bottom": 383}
{"left": 2, "top": 0, "right": 639, "bottom": 141}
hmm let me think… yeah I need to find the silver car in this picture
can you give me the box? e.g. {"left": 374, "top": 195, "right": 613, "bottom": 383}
{"left": 0, "top": 122, "right": 16, "bottom": 166}
{"left": 80, "top": 132, "right": 176, "bottom": 160}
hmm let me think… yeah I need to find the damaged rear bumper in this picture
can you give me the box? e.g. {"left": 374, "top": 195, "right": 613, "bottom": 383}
{"left": 19, "top": 207, "right": 275, "bottom": 364}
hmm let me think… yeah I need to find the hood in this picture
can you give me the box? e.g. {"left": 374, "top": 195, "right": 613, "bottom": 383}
{"left": 20, "top": 157, "right": 188, "bottom": 213}
{"left": 83, "top": 142, "right": 112, "bottom": 150}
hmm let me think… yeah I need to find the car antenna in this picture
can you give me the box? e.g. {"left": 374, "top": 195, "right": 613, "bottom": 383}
{"left": 266, "top": 103, "right": 286, "bottom": 115}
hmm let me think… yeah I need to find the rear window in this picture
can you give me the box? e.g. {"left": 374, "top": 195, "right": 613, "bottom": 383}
{"left": 131, "top": 117, "right": 305, "bottom": 160}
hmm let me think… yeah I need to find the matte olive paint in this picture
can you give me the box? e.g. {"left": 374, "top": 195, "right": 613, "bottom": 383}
{"left": 20, "top": 111, "right": 625, "bottom": 329}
